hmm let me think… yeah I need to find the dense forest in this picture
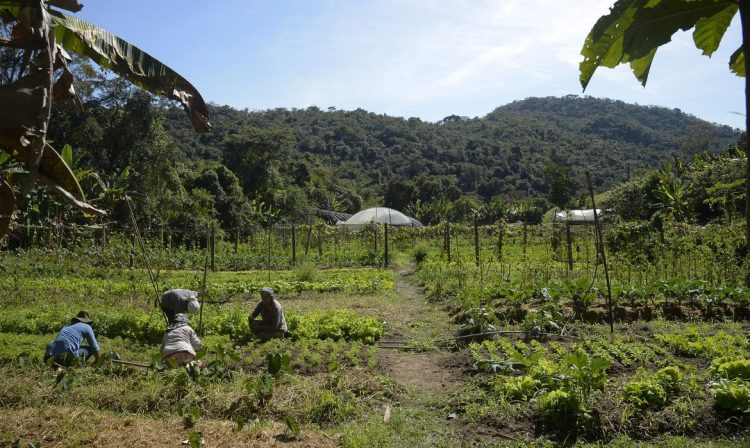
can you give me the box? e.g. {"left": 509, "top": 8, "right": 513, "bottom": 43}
{"left": 5, "top": 62, "right": 738, "bottom": 244}
{"left": 162, "top": 95, "right": 737, "bottom": 209}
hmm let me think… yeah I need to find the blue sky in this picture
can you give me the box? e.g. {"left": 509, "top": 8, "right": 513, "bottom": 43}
{"left": 78, "top": 1, "right": 745, "bottom": 129}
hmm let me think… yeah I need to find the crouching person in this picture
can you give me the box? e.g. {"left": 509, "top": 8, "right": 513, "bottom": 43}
{"left": 161, "top": 313, "right": 202, "bottom": 367}
{"left": 160, "top": 289, "right": 204, "bottom": 367}
{"left": 44, "top": 311, "right": 100, "bottom": 368}
{"left": 248, "top": 287, "right": 287, "bottom": 342}
{"left": 160, "top": 289, "right": 202, "bottom": 322}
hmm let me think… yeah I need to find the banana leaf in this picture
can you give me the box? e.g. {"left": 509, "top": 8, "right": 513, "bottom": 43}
{"left": 47, "top": 9, "right": 211, "bottom": 132}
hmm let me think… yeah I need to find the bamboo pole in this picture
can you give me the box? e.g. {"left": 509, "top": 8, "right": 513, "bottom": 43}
{"left": 586, "top": 171, "right": 614, "bottom": 336}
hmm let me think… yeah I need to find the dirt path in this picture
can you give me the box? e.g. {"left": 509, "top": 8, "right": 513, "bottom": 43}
{"left": 378, "top": 264, "right": 463, "bottom": 396}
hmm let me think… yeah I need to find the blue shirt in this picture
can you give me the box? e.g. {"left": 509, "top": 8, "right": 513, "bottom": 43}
{"left": 45, "top": 322, "right": 100, "bottom": 357}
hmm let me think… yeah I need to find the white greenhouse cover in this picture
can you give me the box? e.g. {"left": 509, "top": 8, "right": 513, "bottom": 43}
{"left": 553, "top": 209, "right": 603, "bottom": 224}
{"left": 337, "top": 207, "right": 424, "bottom": 227}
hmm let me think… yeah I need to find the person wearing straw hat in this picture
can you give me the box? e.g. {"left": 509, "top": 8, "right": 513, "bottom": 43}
{"left": 44, "top": 311, "right": 100, "bottom": 367}
{"left": 248, "top": 287, "right": 287, "bottom": 342}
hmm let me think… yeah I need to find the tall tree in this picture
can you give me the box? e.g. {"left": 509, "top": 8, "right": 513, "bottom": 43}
{"left": 579, "top": 0, "right": 749, "bottom": 278}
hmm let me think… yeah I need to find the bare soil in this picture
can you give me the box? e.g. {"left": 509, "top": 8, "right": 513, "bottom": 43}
{"left": 377, "top": 264, "right": 465, "bottom": 397}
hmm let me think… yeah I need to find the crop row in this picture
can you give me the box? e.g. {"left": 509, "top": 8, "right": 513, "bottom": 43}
{"left": 0, "top": 305, "right": 384, "bottom": 344}
{"left": 0, "top": 267, "right": 394, "bottom": 308}
{"left": 0, "top": 332, "right": 378, "bottom": 374}
{"left": 468, "top": 330, "right": 750, "bottom": 438}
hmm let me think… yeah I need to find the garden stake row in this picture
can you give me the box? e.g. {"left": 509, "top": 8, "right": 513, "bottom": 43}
{"left": 125, "top": 194, "right": 167, "bottom": 326}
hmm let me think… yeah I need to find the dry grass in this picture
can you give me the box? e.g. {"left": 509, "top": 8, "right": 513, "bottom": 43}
{"left": 0, "top": 406, "right": 338, "bottom": 448}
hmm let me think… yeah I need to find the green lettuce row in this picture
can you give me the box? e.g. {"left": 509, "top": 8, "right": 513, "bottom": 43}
{"left": 0, "top": 305, "right": 383, "bottom": 345}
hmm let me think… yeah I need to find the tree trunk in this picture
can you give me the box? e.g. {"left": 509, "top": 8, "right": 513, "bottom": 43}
{"left": 741, "top": 1, "right": 750, "bottom": 287}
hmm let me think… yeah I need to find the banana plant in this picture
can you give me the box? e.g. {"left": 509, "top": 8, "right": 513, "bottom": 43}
{"left": 580, "top": 0, "right": 750, "bottom": 277}
{"left": 0, "top": 0, "right": 211, "bottom": 240}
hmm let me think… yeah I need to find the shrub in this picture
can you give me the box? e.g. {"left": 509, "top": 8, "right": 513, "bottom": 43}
{"left": 411, "top": 244, "right": 428, "bottom": 265}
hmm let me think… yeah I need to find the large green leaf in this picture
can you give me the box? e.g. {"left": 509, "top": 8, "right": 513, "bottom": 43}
{"left": 581, "top": 0, "right": 739, "bottom": 89}
{"left": 45, "top": 9, "right": 211, "bottom": 132}
{"left": 693, "top": 2, "right": 738, "bottom": 56}
{"left": 9, "top": 142, "right": 84, "bottom": 201}
{"left": 37, "top": 172, "right": 105, "bottom": 216}
{"left": 580, "top": 0, "right": 642, "bottom": 89}
{"left": 730, "top": 46, "right": 745, "bottom": 76}
{"left": 0, "top": 179, "right": 15, "bottom": 239}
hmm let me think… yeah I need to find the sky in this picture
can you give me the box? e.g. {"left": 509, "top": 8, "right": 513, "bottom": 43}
{"left": 77, "top": 0, "right": 745, "bottom": 129}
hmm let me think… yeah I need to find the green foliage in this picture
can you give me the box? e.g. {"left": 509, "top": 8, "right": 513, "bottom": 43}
{"left": 712, "top": 379, "right": 750, "bottom": 414}
{"left": 293, "top": 262, "right": 318, "bottom": 283}
{"left": 580, "top": 0, "right": 739, "bottom": 89}
{"left": 411, "top": 244, "right": 428, "bottom": 265}
{"left": 657, "top": 328, "right": 749, "bottom": 359}
{"left": 497, "top": 375, "right": 541, "bottom": 401}
{"left": 623, "top": 378, "right": 668, "bottom": 409}
{"left": 284, "top": 415, "right": 301, "bottom": 439}
{"left": 265, "top": 352, "right": 291, "bottom": 375}
{"left": 535, "top": 389, "right": 582, "bottom": 433}
{"left": 716, "top": 359, "right": 750, "bottom": 381}
{"left": 657, "top": 366, "right": 682, "bottom": 393}
{"left": 561, "top": 349, "right": 610, "bottom": 404}
{"left": 288, "top": 310, "right": 383, "bottom": 344}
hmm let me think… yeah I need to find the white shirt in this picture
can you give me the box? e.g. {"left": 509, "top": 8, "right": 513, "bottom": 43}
{"left": 160, "top": 326, "right": 202, "bottom": 357}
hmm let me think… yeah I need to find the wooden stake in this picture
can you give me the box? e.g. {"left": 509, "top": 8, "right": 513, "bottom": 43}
{"left": 384, "top": 223, "right": 389, "bottom": 267}
{"left": 586, "top": 171, "right": 614, "bottom": 336}
{"left": 566, "top": 221, "right": 573, "bottom": 271}
{"left": 210, "top": 226, "right": 216, "bottom": 271}
{"left": 474, "top": 216, "right": 480, "bottom": 267}
{"left": 291, "top": 224, "right": 297, "bottom": 265}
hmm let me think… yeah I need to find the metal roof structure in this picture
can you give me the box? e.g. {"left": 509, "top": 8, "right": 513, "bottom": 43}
{"left": 553, "top": 209, "right": 603, "bottom": 225}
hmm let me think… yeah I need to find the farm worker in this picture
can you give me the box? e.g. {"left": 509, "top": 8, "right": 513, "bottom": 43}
{"left": 160, "top": 289, "right": 203, "bottom": 325}
{"left": 160, "top": 313, "right": 202, "bottom": 367}
{"left": 248, "top": 287, "right": 287, "bottom": 342}
{"left": 44, "top": 311, "right": 100, "bottom": 367}
{"left": 159, "top": 289, "right": 204, "bottom": 367}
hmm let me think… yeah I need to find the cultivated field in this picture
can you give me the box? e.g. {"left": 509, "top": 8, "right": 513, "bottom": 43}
{"left": 1, "top": 222, "right": 749, "bottom": 447}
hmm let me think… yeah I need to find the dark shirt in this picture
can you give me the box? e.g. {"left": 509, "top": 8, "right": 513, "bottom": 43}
{"left": 250, "top": 300, "right": 287, "bottom": 332}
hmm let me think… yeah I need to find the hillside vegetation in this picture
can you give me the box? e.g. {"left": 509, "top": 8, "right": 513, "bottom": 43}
{"left": 29, "top": 72, "right": 738, "bottom": 243}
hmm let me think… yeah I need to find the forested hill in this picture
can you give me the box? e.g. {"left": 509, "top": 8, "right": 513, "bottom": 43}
{"left": 163, "top": 95, "right": 737, "bottom": 211}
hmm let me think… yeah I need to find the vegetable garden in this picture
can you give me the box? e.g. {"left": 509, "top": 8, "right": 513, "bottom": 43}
{"left": 1, "top": 214, "right": 750, "bottom": 447}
